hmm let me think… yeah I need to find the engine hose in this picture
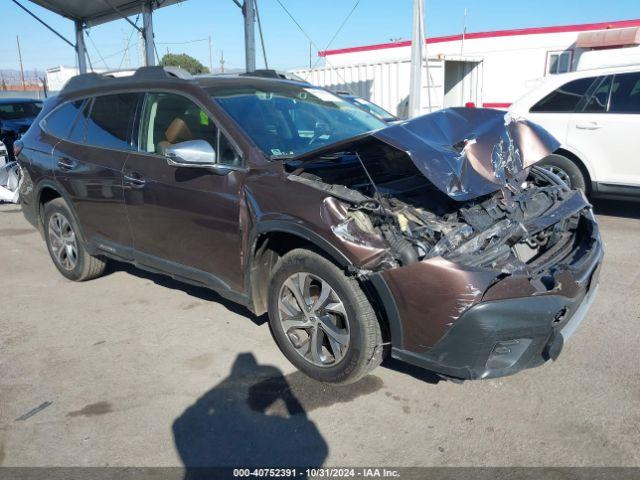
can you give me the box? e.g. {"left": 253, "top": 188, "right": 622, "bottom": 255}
{"left": 387, "top": 232, "right": 419, "bottom": 266}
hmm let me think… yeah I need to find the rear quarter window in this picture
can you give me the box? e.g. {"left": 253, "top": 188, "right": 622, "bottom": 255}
{"left": 41, "top": 100, "right": 84, "bottom": 139}
{"left": 530, "top": 77, "right": 596, "bottom": 113}
{"left": 609, "top": 72, "right": 640, "bottom": 114}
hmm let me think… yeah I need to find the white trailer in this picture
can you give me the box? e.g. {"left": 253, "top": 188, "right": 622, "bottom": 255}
{"left": 293, "top": 19, "right": 640, "bottom": 117}
{"left": 293, "top": 56, "right": 483, "bottom": 117}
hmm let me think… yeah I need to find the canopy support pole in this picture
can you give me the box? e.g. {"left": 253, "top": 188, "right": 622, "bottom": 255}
{"left": 75, "top": 20, "right": 88, "bottom": 74}
{"left": 142, "top": 1, "right": 155, "bottom": 66}
{"left": 243, "top": 0, "right": 256, "bottom": 72}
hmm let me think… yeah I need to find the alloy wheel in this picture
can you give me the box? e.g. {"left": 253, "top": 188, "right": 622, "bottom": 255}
{"left": 48, "top": 212, "right": 78, "bottom": 271}
{"left": 277, "top": 272, "right": 350, "bottom": 367}
{"left": 542, "top": 165, "right": 572, "bottom": 188}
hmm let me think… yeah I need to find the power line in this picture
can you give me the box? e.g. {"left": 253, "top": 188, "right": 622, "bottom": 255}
{"left": 274, "top": 0, "right": 360, "bottom": 94}
{"left": 156, "top": 38, "right": 209, "bottom": 45}
{"left": 255, "top": 0, "right": 268, "bottom": 69}
{"left": 86, "top": 29, "right": 110, "bottom": 69}
{"left": 313, "top": 0, "right": 361, "bottom": 69}
{"left": 117, "top": 15, "right": 140, "bottom": 69}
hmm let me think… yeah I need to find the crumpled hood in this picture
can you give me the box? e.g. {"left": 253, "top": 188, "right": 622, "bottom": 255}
{"left": 372, "top": 107, "right": 560, "bottom": 201}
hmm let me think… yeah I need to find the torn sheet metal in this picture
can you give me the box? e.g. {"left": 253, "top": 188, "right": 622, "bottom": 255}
{"left": 291, "top": 107, "right": 560, "bottom": 202}
{"left": 0, "top": 162, "right": 22, "bottom": 204}
{"left": 372, "top": 108, "right": 560, "bottom": 200}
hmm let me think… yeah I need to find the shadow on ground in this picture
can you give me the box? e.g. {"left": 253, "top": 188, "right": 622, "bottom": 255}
{"left": 105, "top": 261, "right": 266, "bottom": 325}
{"left": 173, "top": 353, "right": 388, "bottom": 478}
{"left": 592, "top": 198, "right": 640, "bottom": 219}
{"left": 172, "top": 353, "right": 330, "bottom": 478}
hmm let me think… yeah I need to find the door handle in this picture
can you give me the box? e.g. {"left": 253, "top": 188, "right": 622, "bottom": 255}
{"left": 57, "top": 158, "right": 76, "bottom": 170}
{"left": 124, "top": 172, "right": 146, "bottom": 188}
{"left": 575, "top": 122, "right": 602, "bottom": 130}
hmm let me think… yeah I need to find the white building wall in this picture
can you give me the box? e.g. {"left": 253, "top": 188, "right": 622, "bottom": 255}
{"left": 294, "top": 29, "right": 610, "bottom": 115}
{"left": 46, "top": 66, "right": 107, "bottom": 92}
{"left": 294, "top": 59, "right": 445, "bottom": 117}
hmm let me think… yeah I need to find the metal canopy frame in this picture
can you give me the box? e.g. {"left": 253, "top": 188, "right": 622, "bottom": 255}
{"left": 14, "top": 0, "right": 259, "bottom": 75}
{"left": 13, "top": 0, "right": 184, "bottom": 73}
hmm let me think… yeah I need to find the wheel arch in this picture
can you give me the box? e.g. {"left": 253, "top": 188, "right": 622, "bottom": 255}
{"left": 246, "top": 221, "right": 352, "bottom": 316}
{"left": 246, "top": 220, "right": 396, "bottom": 350}
{"left": 553, "top": 147, "right": 594, "bottom": 193}
{"left": 35, "top": 181, "right": 86, "bottom": 241}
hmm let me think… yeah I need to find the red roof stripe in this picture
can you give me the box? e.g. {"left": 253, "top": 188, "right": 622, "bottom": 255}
{"left": 318, "top": 18, "right": 640, "bottom": 57}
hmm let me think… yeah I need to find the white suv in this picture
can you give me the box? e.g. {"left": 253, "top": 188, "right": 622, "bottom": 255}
{"left": 510, "top": 65, "right": 640, "bottom": 199}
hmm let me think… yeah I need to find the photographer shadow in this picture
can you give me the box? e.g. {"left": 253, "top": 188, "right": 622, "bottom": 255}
{"left": 173, "top": 353, "right": 328, "bottom": 479}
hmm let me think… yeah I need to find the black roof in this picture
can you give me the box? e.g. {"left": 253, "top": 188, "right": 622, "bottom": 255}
{"left": 59, "top": 66, "right": 310, "bottom": 97}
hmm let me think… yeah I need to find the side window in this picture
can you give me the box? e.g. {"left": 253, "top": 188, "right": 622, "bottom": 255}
{"left": 609, "top": 72, "right": 640, "bottom": 114}
{"left": 42, "top": 100, "right": 84, "bottom": 139}
{"left": 546, "top": 51, "right": 572, "bottom": 75}
{"left": 141, "top": 92, "right": 240, "bottom": 166}
{"left": 530, "top": 77, "right": 596, "bottom": 113}
{"left": 140, "top": 93, "right": 217, "bottom": 154}
{"left": 217, "top": 131, "right": 241, "bottom": 166}
{"left": 582, "top": 76, "right": 613, "bottom": 113}
{"left": 68, "top": 100, "right": 91, "bottom": 143}
{"left": 84, "top": 93, "right": 139, "bottom": 150}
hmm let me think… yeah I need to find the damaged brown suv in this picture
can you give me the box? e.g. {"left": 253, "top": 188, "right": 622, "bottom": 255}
{"left": 17, "top": 67, "right": 603, "bottom": 384}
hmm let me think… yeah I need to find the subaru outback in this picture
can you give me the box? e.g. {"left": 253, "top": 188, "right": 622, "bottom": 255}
{"left": 16, "top": 67, "right": 602, "bottom": 384}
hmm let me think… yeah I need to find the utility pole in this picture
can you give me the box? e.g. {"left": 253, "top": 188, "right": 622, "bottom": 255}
{"left": 208, "top": 35, "right": 213, "bottom": 72}
{"left": 409, "top": 0, "right": 431, "bottom": 117}
{"left": 220, "top": 50, "right": 225, "bottom": 73}
{"left": 16, "top": 36, "right": 26, "bottom": 90}
{"left": 243, "top": 0, "right": 256, "bottom": 72}
{"left": 74, "top": 21, "right": 88, "bottom": 73}
{"left": 141, "top": 1, "right": 155, "bottom": 66}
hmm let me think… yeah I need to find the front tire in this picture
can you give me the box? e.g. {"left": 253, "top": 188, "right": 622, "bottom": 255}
{"left": 268, "top": 249, "right": 383, "bottom": 384}
{"left": 43, "top": 198, "right": 106, "bottom": 281}
{"left": 539, "top": 154, "right": 587, "bottom": 193}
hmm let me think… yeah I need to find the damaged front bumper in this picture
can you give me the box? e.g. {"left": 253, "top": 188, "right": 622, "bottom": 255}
{"left": 371, "top": 213, "right": 603, "bottom": 381}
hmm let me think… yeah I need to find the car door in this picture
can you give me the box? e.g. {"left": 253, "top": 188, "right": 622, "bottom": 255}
{"left": 123, "top": 91, "right": 245, "bottom": 293}
{"left": 566, "top": 71, "right": 640, "bottom": 187}
{"left": 52, "top": 93, "right": 139, "bottom": 254}
{"left": 526, "top": 76, "right": 599, "bottom": 146}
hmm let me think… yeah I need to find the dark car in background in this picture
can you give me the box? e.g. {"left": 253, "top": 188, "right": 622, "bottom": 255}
{"left": 0, "top": 98, "right": 43, "bottom": 160}
{"left": 17, "top": 67, "right": 602, "bottom": 384}
{"left": 336, "top": 91, "right": 399, "bottom": 123}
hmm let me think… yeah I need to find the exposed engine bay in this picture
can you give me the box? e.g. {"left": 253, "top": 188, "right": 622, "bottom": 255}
{"left": 285, "top": 138, "right": 594, "bottom": 278}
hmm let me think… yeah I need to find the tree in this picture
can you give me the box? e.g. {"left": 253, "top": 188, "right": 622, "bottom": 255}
{"left": 160, "top": 53, "right": 209, "bottom": 75}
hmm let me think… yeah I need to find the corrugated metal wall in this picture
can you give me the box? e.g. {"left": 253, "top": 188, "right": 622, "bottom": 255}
{"left": 293, "top": 59, "right": 445, "bottom": 118}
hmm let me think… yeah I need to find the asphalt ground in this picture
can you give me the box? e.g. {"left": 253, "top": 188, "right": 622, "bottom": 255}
{"left": 0, "top": 199, "right": 639, "bottom": 468}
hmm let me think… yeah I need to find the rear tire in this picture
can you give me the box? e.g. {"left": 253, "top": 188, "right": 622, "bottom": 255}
{"left": 43, "top": 198, "right": 106, "bottom": 281}
{"left": 268, "top": 249, "right": 383, "bottom": 384}
{"left": 539, "top": 154, "right": 587, "bottom": 193}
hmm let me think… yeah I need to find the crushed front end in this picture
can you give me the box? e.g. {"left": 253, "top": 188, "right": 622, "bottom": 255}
{"left": 285, "top": 108, "right": 603, "bottom": 380}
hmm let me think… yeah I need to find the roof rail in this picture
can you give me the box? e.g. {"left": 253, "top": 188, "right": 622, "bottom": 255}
{"left": 60, "top": 66, "right": 193, "bottom": 94}
{"left": 240, "top": 69, "right": 309, "bottom": 83}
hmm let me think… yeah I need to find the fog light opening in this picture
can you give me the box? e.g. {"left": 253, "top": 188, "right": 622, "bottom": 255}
{"left": 485, "top": 338, "right": 532, "bottom": 371}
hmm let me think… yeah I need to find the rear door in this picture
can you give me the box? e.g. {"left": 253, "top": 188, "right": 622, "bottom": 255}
{"left": 526, "top": 76, "right": 599, "bottom": 145}
{"left": 52, "top": 93, "right": 140, "bottom": 253}
{"left": 567, "top": 71, "right": 640, "bottom": 187}
{"left": 123, "top": 91, "right": 245, "bottom": 293}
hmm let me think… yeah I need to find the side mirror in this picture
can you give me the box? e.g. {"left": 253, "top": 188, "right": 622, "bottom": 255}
{"left": 165, "top": 140, "right": 216, "bottom": 168}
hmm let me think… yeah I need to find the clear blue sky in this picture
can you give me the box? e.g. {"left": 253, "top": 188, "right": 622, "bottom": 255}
{"left": 1, "top": 0, "right": 639, "bottom": 72}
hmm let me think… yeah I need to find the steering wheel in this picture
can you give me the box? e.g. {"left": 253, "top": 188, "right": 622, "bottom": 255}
{"left": 308, "top": 122, "right": 331, "bottom": 146}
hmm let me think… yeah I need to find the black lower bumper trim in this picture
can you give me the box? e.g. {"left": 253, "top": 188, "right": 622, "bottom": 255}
{"left": 391, "top": 277, "right": 599, "bottom": 380}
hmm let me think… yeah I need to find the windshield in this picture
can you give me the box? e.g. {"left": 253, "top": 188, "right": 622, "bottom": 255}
{"left": 209, "top": 84, "right": 386, "bottom": 159}
{"left": 349, "top": 96, "right": 397, "bottom": 122}
{"left": 0, "top": 102, "right": 42, "bottom": 121}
